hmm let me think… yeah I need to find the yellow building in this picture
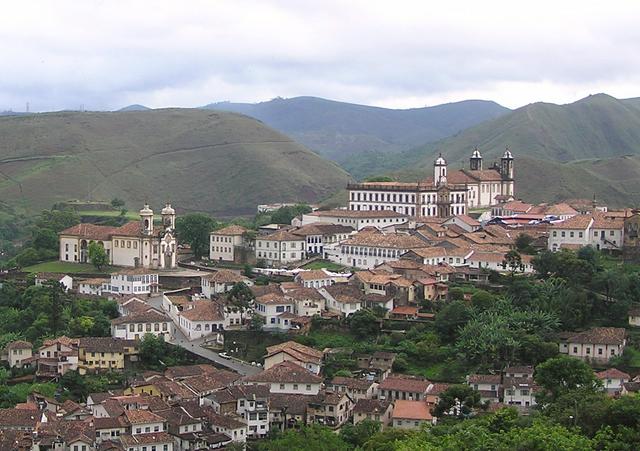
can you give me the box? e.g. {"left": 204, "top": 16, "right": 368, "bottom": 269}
{"left": 77, "top": 337, "right": 137, "bottom": 375}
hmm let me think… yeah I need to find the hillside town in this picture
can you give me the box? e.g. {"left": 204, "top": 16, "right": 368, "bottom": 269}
{"left": 1, "top": 149, "right": 640, "bottom": 450}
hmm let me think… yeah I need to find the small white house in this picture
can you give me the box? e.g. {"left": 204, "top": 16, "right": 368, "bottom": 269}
{"left": 596, "top": 368, "right": 630, "bottom": 395}
{"left": 559, "top": 327, "right": 626, "bottom": 364}
{"left": 109, "top": 269, "right": 159, "bottom": 295}
{"left": 77, "top": 277, "right": 110, "bottom": 296}
{"left": 201, "top": 270, "right": 252, "bottom": 299}
{"left": 35, "top": 273, "right": 73, "bottom": 292}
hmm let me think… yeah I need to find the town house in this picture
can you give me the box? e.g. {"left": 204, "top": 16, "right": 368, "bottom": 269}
{"left": 559, "top": 327, "right": 626, "bottom": 363}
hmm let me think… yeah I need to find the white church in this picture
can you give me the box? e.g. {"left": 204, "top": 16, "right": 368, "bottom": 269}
{"left": 347, "top": 148, "right": 515, "bottom": 218}
{"left": 59, "top": 203, "right": 178, "bottom": 269}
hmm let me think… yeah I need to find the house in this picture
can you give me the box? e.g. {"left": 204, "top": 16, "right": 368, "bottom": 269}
{"left": 378, "top": 375, "right": 431, "bottom": 401}
{"left": 284, "top": 287, "right": 326, "bottom": 317}
{"left": 211, "top": 385, "right": 270, "bottom": 439}
{"left": 544, "top": 203, "right": 578, "bottom": 220}
{"left": 301, "top": 209, "right": 409, "bottom": 231}
{"left": 502, "top": 371, "right": 537, "bottom": 410}
{"left": 3, "top": 341, "right": 32, "bottom": 368}
{"left": 108, "top": 269, "right": 159, "bottom": 295}
{"left": 264, "top": 341, "right": 324, "bottom": 375}
{"left": 77, "top": 337, "right": 137, "bottom": 374}
{"left": 442, "top": 215, "right": 481, "bottom": 233}
{"left": 353, "top": 399, "right": 393, "bottom": 429}
{"left": 77, "top": 277, "right": 110, "bottom": 296}
{"left": 36, "top": 336, "right": 79, "bottom": 378}
{"left": 201, "top": 270, "right": 252, "bottom": 299}
{"left": 629, "top": 307, "right": 640, "bottom": 327}
{"left": 120, "top": 432, "right": 175, "bottom": 451}
{"left": 391, "top": 400, "right": 435, "bottom": 429}
{"left": 290, "top": 223, "right": 355, "bottom": 257}
{"left": 465, "top": 250, "right": 535, "bottom": 274}
{"left": 306, "top": 390, "right": 354, "bottom": 430}
{"left": 596, "top": 368, "right": 631, "bottom": 395}
{"left": 329, "top": 376, "right": 377, "bottom": 400}
{"left": 175, "top": 300, "right": 225, "bottom": 342}
{"left": 59, "top": 203, "right": 178, "bottom": 269}
{"left": 558, "top": 327, "right": 626, "bottom": 363}
{"left": 34, "top": 273, "right": 73, "bottom": 292}
{"left": 254, "top": 292, "right": 295, "bottom": 329}
{"left": 295, "top": 269, "right": 334, "bottom": 288}
{"left": 255, "top": 229, "right": 306, "bottom": 266}
{"left": 209, "top": 224, "right": 250, "bottom": 263}
{"left": 467, "top": 374, "right": 501, "bottom": 403}
{"left": 111, "top": 308, "right": 173, "bottom": 341}
{"left": 548, "top": 215, "right": 593, "bottom": 252}
{"left": 389, "top": 306, "right": 419, "bottom": 320}
{"left": 205, "top": 411, "right": 248, "bottom": 444}
{"left": 269, "top": 393, "right": 315, "bottom": 430}
{"left": 357, "top": 352, "right": 396, "bottom": 382}
{"left": 243, "top": 361, "right": 323, "bottom": 395}
{"left": 331, "top": 229, "right": 429, "bottom": 269}
{"left": 320, "top": 284, "right": 363, "bottom": 316}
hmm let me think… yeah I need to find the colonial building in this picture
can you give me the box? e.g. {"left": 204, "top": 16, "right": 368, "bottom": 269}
{"left": 59, "top": 203, "right": 178, "bottom": 269}
{"left": 209, "top": 225, "right": 250, "bottom": 263}
{"left": 346, "top": 150, "right": 515, "bottom": 218}
{"left": 558, "top": 327, "right": 626, "bottom": 364}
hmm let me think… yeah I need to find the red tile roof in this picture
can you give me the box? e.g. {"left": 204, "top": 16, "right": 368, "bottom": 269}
{"left": 392, "top": 400, "right": 433, "bottom": 420}
{"left": 244, "top": 361, "right": 322, "bottom": 384}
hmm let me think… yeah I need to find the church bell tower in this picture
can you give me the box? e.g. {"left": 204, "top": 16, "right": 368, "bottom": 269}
{"left": 140, "top": 204, "right": 154, "bottom": 235}
{"left": 470, "top": 147, "right": 483, "bottom": 171}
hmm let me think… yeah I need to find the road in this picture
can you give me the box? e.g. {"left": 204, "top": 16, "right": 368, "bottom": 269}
{"left": 168, "top": 325, "right": 261, "bottom": 376}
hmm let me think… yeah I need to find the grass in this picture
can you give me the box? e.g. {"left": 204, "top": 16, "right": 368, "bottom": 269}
{"left": 301, "top": 260, "right": 349, "bottom": 272}
{"left": 23, "top": 260, "right": 116, "bottom": 274}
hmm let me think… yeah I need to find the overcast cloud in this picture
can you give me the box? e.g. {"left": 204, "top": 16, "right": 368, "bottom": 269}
{"left": 1, "top": 0, "right": 639, "bottom": 112}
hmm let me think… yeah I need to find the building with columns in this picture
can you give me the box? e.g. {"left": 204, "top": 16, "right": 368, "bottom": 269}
{"left": 347, "top": 149, "right": 515, "bottom": 218}
{"left": 59, "top": 203, "right": 178, "bottom": 269}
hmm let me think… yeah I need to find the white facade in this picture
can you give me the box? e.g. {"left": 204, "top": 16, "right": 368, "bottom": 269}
{"left": 210, "top": 225, "right": 248, "bottom": 262}
{"left": 255, "top": 233, "right": 305, "bottom": 266}
{"left": 111, "top": 310, "right": 173, "bottom": 341}
{"left": 109, "top": 271, "right": 159, "bottom": 295}
{"left": 549, "top": 215, "right": 624, "bottom": 252}
{"left": 255, "top": 298, "right": 295, "bottom": 328}
{"left": 301, "top": 210, "right": 409, "bottom": 231}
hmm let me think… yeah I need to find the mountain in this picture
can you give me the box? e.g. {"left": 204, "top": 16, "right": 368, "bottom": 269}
{"left": 203, "top": 96, "right": 510, "bottom": 160}
{"left": 372, "top": 94, "right": 640, "bottom": 207}
{"left": 118, "top": 104, "right": 151, "bottom": 112}
{"left": 0, "top": 109, "right": 351, "bottom": 216}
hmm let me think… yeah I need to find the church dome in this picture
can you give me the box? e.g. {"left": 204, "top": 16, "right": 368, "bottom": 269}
{"left": 434, "top": 154, "right": 447, "bottom": 166}
{"left": 471, "top": 148, "right": 482, "bottom": 158}
{"left": 503, "top": 149, "right": 513, "bottom": 159}
{"left": 139, "top": 204, "right": 153, "bottom": 215}
{"left": 161, "top": 203, "right": 175, "bottom": 215}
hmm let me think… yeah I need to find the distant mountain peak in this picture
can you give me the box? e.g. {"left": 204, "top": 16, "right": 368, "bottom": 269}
{"left": 117, "top": 104, "right": 150, "bottom": 112}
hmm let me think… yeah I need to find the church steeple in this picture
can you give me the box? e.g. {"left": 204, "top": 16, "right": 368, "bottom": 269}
{"left": 470, "top": 147, "right": 483, "bottom": 171}
{"left": 500, "top": 146, "right": 514, "bottom": 180}
{"left": 434, "top": 153, "right": 447, "bottom": 186}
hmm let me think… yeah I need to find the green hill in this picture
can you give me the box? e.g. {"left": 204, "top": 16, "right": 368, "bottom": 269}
{"left": 0, "top": 109, "right": 352, "bottom": 216}
{"left": 204, "top": 96, "right": 510, "bottom": 160}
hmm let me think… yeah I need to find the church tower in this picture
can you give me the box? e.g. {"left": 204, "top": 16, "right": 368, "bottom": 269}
{"left": 434, "top": 154, "right": 447, "bottom": 186}
{"left": 161, "top": 203, "right": 176, "bottom": 230}
{"left": 500, "top": 148, "right": 514, "bottom": 180}
{"left": 470, "top": 147, "right": 483, "bottom": 171}
{"left": 140, "top": 204, "right": 154, "bottom": 235}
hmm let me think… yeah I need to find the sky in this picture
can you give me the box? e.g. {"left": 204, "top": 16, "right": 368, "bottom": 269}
{"left": 1, "top": 0, "right": 640, "bottom": 112}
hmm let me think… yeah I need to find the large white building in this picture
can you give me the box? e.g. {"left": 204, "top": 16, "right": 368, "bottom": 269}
{"left": 347, "top": 150, "right": 515, "bottom": 217}
{"left": 59, "top": 203, "right": 178, "bottom": 269}
{"left": 548, "top": 213, "right": 624, "bottom": 252}
{"left": 210, "top": 225, "right": 249, "bottom": 262}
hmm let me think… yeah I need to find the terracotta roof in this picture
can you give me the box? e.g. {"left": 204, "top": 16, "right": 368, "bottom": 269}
{"left": 342, "top": 230, "right": 427, "bottom": 249}
{"left": 467, "top": 374, "right": 501, "bottom": 384}
{"left": 296, "top": 270, "right": 331, "bottom": 281}
{"left": 5, "top": 340, "right": 32, "bottom": 350}
{"left": 250, "top": 284, "right": 283, "bottom": 298}
{"left": 78, "top": 337, "right": 128, "bottom": 353}
{"left": 550, "top": 215, "right": 593, "bottom": 230}
{"left": 205, "top": 412, "right": 247, "bottom": 430}
{"left": 111, "top": 309, "right": 170, "bottom": 325}
{"left": 42, "top": 336, "right": 78, "bottom": 348}
{"left": 164, "top": 364, "right": 220, "bottom": 380}
{"left": 292, "top": 224, "right": 354, "bottom": 236}
{"left": 330, "top": 376, "right": 374, "bottom": 391}
{"left": 59, "top": 223, "right": 119, "bottom": 240}
{"left": 284, "top": 287, "right": 325, "bottom": 302}
{"left": 120, "top": 432, "right": 174, "bottom": 446}
{"left": 592, "top": 213, "right": 624, "bottom": 230}
{"left": 392, "top": 400, "right": 433, "bottom": 420}
{"left": 255, "top": 292, "right": 291, "bottom": 305}
{"left": 124, "top": 409, "right": 165, "bottom": 425}
{"left": 202, "top": 270, "right": 246, "bottom": 284}
{"left": 452, "top": 214, "right": 481, "bottom": 227}
{"left": 269, "top": 394, "right": 316, "bottom": 415}
{"left": 79, "top": 277, "right": 108, "bottom": 285}
{"left": 391, "top": 306, "right": 419, "bottom": 315}
{"left": 353, "top": 399, "right": 391, "bottom": 414}
{"left": 259, "top": 228, "right": 305, "bottom": 242}
{"left": 323, "top": 284, "right": 362, "bottom": 304}
{"left": 500, "top": 200, "right": 534, "bottom": 213}
{"left": 307, "top": 209, "right": 409, "bottom": 219}
{"left": 265, "top": 341, "right": 323, "bottom": 364}
{"left": 596, "top": 368, "right": 630, "bottom": 380}
{"left": 243, "top": 361, "right": 322, "bottom": 384}
{"left": 0, "top": 408, "right": 40, "bottom": 428}
{"left": 94, "top": 416, "right": 128, "bottom": 430}
{"left": 544, "top": 203, "right": 578, "bottom": 216}
{"left": 212, "top": 225, "right": 247, "bottom": 236}
{"left": 180, "top": 301, "right": 224, "bottom": 322}
{"left": 564, "top": 327, "right": 626, "bottom": 345}
{"left": 379, "top": 375, "right": 430, "bottom": 393}
{"left": 180, "top": 371, "right": 241, "bottom": 394}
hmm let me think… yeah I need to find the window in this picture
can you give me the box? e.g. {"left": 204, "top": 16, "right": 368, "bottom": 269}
{"left": 306, "top": 384, "right": 311, "bottom": 391}
{"left": 561, "top": 231, "right": 566, "bottom": 237}
{"left": 127, "top": 241, "right": 131, "bottom": 248}
{"left": 293, "top": 384, "right": 298, "bottom": 390}
{"left": 279, "top": 384, "right": 285, "bottom": 389}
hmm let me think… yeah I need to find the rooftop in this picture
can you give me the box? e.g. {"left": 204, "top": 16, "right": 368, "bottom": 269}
{"left": 244, "top": 361, "right": 323, "bottom": 384}
{"left": 392, "top": 400, "right": 433, "bottom": 421}
{"left": 563, "top": 327, "right": 626, "bottom": 345}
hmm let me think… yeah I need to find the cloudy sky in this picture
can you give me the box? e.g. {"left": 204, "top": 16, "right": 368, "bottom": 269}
{"left": 1, "top": 0, "right": 639, "bottom": 112}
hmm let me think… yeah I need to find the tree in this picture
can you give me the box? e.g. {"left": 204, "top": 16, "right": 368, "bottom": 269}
{"left": 502, "top": 249, "right": 523, "bottom": 276}
{"left": 470, "top": 290, "right": 496, "bottom": 311}
{"left": 435, "top": 300, "right": 471, "bottom": 341}
{"left": 256, "top": 424, "right": 351, "bottom": 451}
{"left": 534, "top": 355, "right": 600, "bottom": 403}
{"left": 227, "top": 282, "right": 255, "bottom": 323}
{"left": 176, "top": 213, "right": 216, "bottom": 258}
{"left": 14, "top": 248, "right": 40, "bottom": 267}
{"left": 88, "top": 241, "right": 108, "bottom": 270}
{"left": 36, "top": 209, "right": 80, "bottom": 233}
{"left": 32, "top": 227, "right": 58, "bottom": 251}
{"left": 139, "top": 334, "right": 167, "bottom": 367}
{"left": 433, "top": 384, "right": 481, "bottom": 417}
{"left": 340, "top": 419, "right": 381, "bottom": 448}
{"left": 269, "top": 204, "right": 312, "bottom": 225}
{"left": 348, "top": 309, "right": 379, "bottom": 338}
{"left": 515, "top": 233, "right": 536, "bottom": 254}
{"left": 111, "top": 198, "right": 125, "bottom": 208}
{"left": 249, "top": 313, "right": 264, "bottom": 331}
